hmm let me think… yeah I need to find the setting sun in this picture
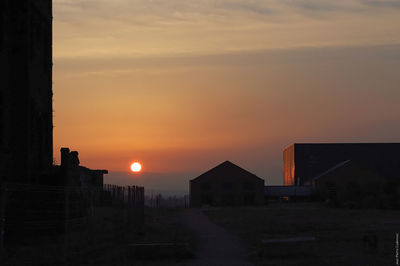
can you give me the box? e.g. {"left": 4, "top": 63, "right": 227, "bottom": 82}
{"left": 130, "top": 162, "right": 142, "bottom": 173}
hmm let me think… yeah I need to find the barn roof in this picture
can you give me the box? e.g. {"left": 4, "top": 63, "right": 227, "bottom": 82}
{"left": 190, "top": 161, "right": 263, "bottom": 182}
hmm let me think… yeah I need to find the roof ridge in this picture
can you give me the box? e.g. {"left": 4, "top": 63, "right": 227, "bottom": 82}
{"left": 312, "top": 160, "right": 351, "bottom": 181}
{"left": 190, "top": 160, "right": 263, "bottom": 181}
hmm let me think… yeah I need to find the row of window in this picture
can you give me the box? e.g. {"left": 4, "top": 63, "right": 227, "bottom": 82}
{"left": 0, "top": 2, "right": 4, "bottom": 50}
{"left": 201, "top": 182, "right": 256, "bottom": 191}
{"left": 200, "top": 193, "right": 256, "bottom": 205}
{"left": 29, "top": 2, "right": 52, "bottom": 71}
{"left": 0, "top": 2, "right": 51, "bottom": 70}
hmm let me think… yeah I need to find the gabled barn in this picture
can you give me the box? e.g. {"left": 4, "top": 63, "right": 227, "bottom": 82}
{"left": 190, "top": 161, "right": 265, "bottom": 207}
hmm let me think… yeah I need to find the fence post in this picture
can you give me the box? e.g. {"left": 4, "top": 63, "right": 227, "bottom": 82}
{"left": 88, "top": 187, "right": 95, "bottom": 249}
{"left": 138, "top": 187, "right": 144, "bottom": 234}
{"left": 0, "top": 184, "right": 7, "bottom": 255}
{"left": 64, "top": 186, "right": 70, "bottom": 265}
{"left": 128, "top": 186, "right": 132, "bottom": 229}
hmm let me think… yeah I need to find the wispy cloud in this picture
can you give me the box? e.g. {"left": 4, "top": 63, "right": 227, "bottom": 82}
{"left": 53, "top": 0, "right": 400, "bottom": 59}
{"left": 216, "top": 1, "right": 276, "bottom": 15}
{"left": 363, "top": 0, "right": 400, "bottom": 8}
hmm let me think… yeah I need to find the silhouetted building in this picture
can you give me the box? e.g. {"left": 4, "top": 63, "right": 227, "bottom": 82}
{"left": 190, "top": 161, "right": 265, "bottom": 207}
{"left": 59, "top": 147, "right": 107, "bottom": 187}
{"left": 0, "top": 0, "right": 53, "bottom": 184}
{"left": 283, "top": 143, "right": 400, "bottom": 186}
{"left": 264, "top": 186, "right": 312, "bottom": 200}
{"left": 309, "top": 160, "right": 384, "bottom": 203}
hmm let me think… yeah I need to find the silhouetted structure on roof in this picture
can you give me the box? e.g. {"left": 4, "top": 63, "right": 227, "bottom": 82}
{"left": 190, "top": 161, "right": 265, "bottom": 207}
{"left": 59, "top": 147, "right": 108, "bottom": 187}
{"left": 283, "top": 143, "right": 400, "bottom": 186}
{"left": 0, "top": 0, "right": 53, "bottom": 184}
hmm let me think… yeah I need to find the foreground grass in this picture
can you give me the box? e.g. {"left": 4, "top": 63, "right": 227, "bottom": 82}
{"left": 1, "top": 207, "right": 195, "bottom": 266}
{"left": 204, "top": 202, "right": 399, "bottom": 266}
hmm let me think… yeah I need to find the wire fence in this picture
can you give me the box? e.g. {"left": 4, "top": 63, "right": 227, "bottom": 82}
{"left": 0, "top": 183, "right": 144, "bottom": 265}
{"left": 145, "top": 193, "right": 189, "bottom": 208}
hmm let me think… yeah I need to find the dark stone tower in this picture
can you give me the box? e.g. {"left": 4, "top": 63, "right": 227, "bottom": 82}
{"left": 0, "top": 0, "right": 53, "bottom": 184}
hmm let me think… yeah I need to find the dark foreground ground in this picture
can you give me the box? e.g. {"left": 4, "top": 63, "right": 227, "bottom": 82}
{"left": 181, "top": 209, "right": 252, "bottom": 266}
{"left": 1, "top": 207, "right": 195, "bottom": 266}
{"left": 2, "top": 203, "right": 399, "bottom": 265}
{"left": 204, "top": 202, "right": 400, "bottom": 266}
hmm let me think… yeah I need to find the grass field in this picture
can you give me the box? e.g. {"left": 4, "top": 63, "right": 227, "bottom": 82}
{"left": 1, "top": 207, "right": 195, "bottom": 266}
{"left": 204, "top": 202, "right": 400, "bottom": 266}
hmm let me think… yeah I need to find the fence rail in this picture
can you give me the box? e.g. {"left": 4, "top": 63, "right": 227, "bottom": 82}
{"left": 0, "top": 183, "right": 144, "bottom": 265}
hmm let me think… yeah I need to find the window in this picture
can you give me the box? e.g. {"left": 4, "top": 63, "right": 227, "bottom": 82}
{"left": 243, "top": 182, "right": 254, "bottom": 191}
{"left": 0, "top": 1, "right": 5, "bottom": 51}
{"left": 0, "top": 91, "right": 3, "bottom": 146}
{"left": 201, "top": 194, "right": 214, "bottom": 206}
{"left": 201, "top": 182, "right": 212, "bottom": 191}
{"left": 222, "top": 194, "right": 235, "bottom": 205}
{"left": 222, "top": 182, "right": 233, "bottom": 190}
{"left": 326, "top": 181, "right": 337, "bottom": 199}
{"left": 243, "top": 194, "right": 255, "bottom": 204}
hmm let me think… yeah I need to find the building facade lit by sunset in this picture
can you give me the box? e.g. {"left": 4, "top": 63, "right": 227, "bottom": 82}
{"left": 283, "top": 143, "right": 400, "bottom": 186}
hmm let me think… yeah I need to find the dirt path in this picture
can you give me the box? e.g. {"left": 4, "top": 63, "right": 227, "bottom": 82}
{"left": 181, "top": 209, "right": 253, "bottom": 266}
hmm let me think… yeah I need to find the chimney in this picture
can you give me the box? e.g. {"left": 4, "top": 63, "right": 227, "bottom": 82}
{"left": 60, "top": 147, "right": 70, "bottom": 168}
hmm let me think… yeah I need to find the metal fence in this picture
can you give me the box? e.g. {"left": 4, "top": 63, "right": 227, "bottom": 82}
{"left": 0, "top": 183, "right": 144, "bottom": 265}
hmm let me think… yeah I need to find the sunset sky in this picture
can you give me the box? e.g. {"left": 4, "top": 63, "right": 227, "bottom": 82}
{"left": 53, "top": 0, "right": 400, "bottom": 192}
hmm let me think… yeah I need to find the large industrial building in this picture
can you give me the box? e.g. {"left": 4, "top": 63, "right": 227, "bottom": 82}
{"left": 283, "top": 143, "right": 400, "bottom": 186}
{"left": 0, "top": 0, "right": 53, "bottom": 184}
{"left": 190, "top": 161, "right": 265, "bottom": 207}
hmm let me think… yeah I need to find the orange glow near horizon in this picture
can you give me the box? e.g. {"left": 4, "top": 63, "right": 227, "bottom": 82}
{"left": 130, "top": 162, "right": 142, "bottom": 173}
